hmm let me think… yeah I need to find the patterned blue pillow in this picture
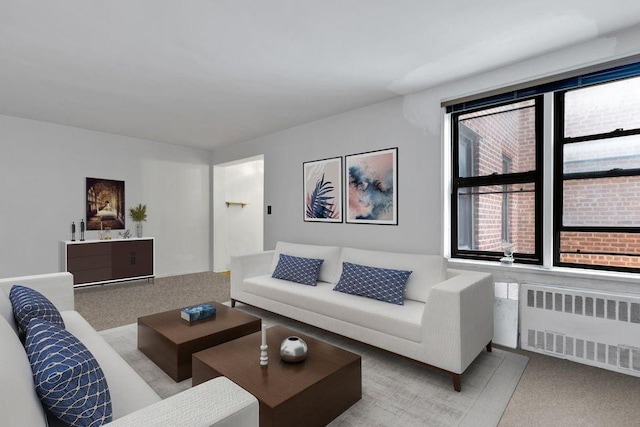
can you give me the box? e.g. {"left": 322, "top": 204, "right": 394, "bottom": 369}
{"left": 9, "top": 285, "right": 65, "bottom": 333}
{"left": 333, "top": 262, "right": 412, "bottom": 305}
{"left": 25, "top": 318, "right": 112, "bottom": 427}
{"left": 272, "top": 253, "right": 324, "bottom": 286}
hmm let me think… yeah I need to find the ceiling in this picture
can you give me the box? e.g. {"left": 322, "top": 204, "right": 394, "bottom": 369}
{"left": 2, "top": 1, "right": 640, "bottom": 151}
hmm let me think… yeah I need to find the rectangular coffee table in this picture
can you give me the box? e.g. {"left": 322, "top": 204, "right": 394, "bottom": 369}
{"left": 138, "top": 301, "right": 261, "bottom": 381}
{"left": 192, "top": 324, "right": 362, "bottom": 427}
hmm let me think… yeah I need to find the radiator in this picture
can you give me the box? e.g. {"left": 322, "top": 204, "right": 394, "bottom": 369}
{"left": 520, "top": 283, "right": 640, "bottom": 377}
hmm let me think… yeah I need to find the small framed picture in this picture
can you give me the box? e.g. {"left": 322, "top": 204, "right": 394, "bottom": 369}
{"left": 303, "top": 157, "right": 343, "bottom": 223}
{"left": 346, "top": 148, "right": 398, "bottom": 225}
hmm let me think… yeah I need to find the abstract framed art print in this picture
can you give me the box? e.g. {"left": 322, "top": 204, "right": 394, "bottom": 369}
{"left": 303, "top": 156, "right": 343, "bottom": 222}
{"left": 346, "top": 147, "right": 398, "bottom": 225}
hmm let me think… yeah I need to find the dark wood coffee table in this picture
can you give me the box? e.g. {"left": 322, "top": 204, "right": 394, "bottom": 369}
{"left": 137, "top": 301, "right": 261, "bottom": 381}
{"left": 192, "top": 324, "right": 362, "bottom": 427}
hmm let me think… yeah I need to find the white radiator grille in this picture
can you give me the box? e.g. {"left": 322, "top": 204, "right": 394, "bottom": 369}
{"left": 521, "top": 283, "right": 640, "bottom": 377}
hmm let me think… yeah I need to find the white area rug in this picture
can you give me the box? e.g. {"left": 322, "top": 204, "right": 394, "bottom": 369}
{"left": 100, "top": 304, "right": 527, "bottom": 426}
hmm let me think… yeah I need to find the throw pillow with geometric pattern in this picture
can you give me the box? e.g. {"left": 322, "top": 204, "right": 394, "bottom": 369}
{"left": 9, "top": 285, "right": 65, "bottom": 333}
{"left": 272, "top": 253, "right": 324, "bottom": 286}
{"left": 333, "top": 262, "right": 412, "bottom": 305}
{"left": 25, "top": 318, "right": 112, "bottom": 427}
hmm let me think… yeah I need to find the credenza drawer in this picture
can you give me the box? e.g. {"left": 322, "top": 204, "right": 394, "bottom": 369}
{"left": 67, "top": 242, "right": 111, "bottom": 258}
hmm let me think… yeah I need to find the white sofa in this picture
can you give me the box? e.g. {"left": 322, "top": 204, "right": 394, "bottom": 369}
{"left": 0, "top": 272, "right": 258, "bottom": 427}
{"left": 231, "top": 242, "right": 494, "bottom": 392}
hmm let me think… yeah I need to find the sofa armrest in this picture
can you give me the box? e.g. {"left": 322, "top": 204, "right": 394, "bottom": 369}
{"left": 107, "top": 377, "right": 258, "bottom": 427}
{"left": 421, "top": 269, "right": 493, "bottom": 374}
{"left": 0, "top": 272, "right": 74, "bottom": 311}
{"left": 230, "top": 251, "right": 275, "bottom": 297}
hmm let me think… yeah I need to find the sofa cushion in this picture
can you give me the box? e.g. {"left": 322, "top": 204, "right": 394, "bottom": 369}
{"left": 62, "top": 311, "right": 161, "bottom": 419}
{"left": 10, "top": 285, "right": 65, "bottom": 333}
{"left": 243, "top": 275, "right": 424, "bottom": 342}
{"left": 0, "top": 316, "right": 48, "bottom": 427}
{"left": 337, "top": 248, "right": 447, "bottom": 303}
{"left": 25, "top": 318, "right": 112, "bottom": 426}
{"left": 334, "top": 262, "right": 412, "bottom": 305}
{"left": 272, "top": 254, "right": 324, "bottom": 286}
{"left": 270, "top": 242, "right": 341, "bottom": 283}
{"left": 0, "top": 289, "right": 18, "bottom": 334}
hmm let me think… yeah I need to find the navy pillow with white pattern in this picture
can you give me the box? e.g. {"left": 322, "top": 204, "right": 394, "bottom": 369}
{"left": 333, "top": 262, "right": 412, "bottom": 305}
{"left": 25, "top": 318, "right": 112, "bottom": 427}
{"left": 272, "top": 253, "right": 324, "bottom": 286}
{"left": 9, "top": 285, "right": 65, "bottom": 333}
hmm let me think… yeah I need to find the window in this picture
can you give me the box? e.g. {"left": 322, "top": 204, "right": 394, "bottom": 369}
{"left": 555, "top": 76, "right": 640, "bottom": 272}
{"left": 451, "top": 97, "right": 543, "bottom": 263}
{"left": 448, "top": 60, "right": 640, "bottom": 273}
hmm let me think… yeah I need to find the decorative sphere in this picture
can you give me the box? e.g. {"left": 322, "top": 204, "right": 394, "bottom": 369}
{"left": 279, "top": 336, "right": 308, "bottom": 362}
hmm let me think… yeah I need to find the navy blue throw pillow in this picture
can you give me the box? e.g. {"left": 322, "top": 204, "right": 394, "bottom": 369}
{"left": 25, "top": 318, "right": 112, "bottom": 427}
{"left": 272, "top": 253, "right": 324, "bottom": 286}
{"left": 333, "top": 262, "right": 412, "bottom": 305}
{"left": 9, "top": 285, "right": 65, "bottom": 333}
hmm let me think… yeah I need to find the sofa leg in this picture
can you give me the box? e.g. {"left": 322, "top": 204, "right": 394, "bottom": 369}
{"left": 452, "top": 373, "right": 461, "bottom": 392}
{"left": 231, "top": 299, "right": 236, "bottom": 308}
{"left": 486, "top": 341, "right": 492, "bottom": 352}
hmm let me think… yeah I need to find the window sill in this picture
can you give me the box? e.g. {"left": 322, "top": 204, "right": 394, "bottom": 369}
{"left": 448, "top": 258, "right": 640, "bottom": 286}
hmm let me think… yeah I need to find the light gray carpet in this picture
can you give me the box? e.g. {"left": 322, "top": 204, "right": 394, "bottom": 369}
{"left": 76, "top": 272, "right": 230, "bottom": 331}
{"left": 83, "top": 273, "right": 640, "bottom": 426}
{"left": 100, "top": 303, "right": 528, "bottom": 427}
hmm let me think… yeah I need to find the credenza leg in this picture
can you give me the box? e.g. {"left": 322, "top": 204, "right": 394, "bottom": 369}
{"left": 231, "top": 299, "right": 236, "bottom": 308}
{"left": 486, "top": 341, "right": 492, "bottom": 352}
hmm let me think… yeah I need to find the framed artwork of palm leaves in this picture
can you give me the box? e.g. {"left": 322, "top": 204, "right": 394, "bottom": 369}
{"left": 303, "top": 156, "right": 343, "bottom": 222}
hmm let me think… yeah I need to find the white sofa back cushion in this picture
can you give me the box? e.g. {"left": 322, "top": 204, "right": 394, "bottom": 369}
{"left": 0, "top": 290, "right": 18, "bottom": 333}
{"left": 336, "top": 247, "right": 447, "bottom": 303}
{"left": 270, "top": 242, "right": 341, "bottom": 283}
{"left": 0, "top": 317, "right": 47, "bottom": 427}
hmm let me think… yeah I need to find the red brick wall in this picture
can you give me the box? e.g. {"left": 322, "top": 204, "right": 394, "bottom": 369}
{"left": 560, "top": 232, "right": 640, "bottom": 268}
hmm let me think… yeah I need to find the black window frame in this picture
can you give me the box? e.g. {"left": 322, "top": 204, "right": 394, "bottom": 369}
{"left": 501, "top": 154, "right": 512, "bottom": 242}
{"left": 553, "top": 78, "right": 640, "bottom": 273}
{"left": 451, "top": 95, "right": 544, "bottom": 264}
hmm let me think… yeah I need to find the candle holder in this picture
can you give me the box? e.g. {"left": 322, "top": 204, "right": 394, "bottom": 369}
{"left": 71, "top": 222, "right": 76, "bottom": 242}
{"left": 260, "top": 324, "right": 268, "bottom": 367}
{"left": 80, "top": 219, "right": 85, "bottom": 241}
{"left": 260, "top": 344, "right": 268, "bottom": 367}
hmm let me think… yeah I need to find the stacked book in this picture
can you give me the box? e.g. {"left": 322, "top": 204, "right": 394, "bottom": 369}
{"left": 181, "top": 303, "right": 217, "bottom": 323}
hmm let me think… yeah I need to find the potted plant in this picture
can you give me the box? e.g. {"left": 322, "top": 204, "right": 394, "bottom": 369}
{"left": 129, "top": 204, "right": 147, "bottom": 238}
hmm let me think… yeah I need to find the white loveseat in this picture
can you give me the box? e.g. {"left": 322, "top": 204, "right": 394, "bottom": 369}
{"left": 0, "top": 272, "right": 258, "bottom": 427}
{"left": 231, "top": 242, "right": 494, "bottom": 391}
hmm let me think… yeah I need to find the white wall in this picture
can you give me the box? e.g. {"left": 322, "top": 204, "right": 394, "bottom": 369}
{"left": 213, "top": 158, "right": 264, "bottom": 271}
{"left": 0, "top": 114, "right": 211, "bottom": 278}
{"left": 211, "top": 97, "right": 436, "bottom": 255}
{"left": 210, "top": 25, "right": 640, "bottom": 293}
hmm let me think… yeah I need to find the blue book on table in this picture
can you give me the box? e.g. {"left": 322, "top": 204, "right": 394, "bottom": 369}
{"left": 181, "top": 303, "right": 216, "bottom": 323}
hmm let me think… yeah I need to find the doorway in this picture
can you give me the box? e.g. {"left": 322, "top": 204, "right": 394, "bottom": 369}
{"left": 213, "top": 155, "right": 264, "bottom": 272}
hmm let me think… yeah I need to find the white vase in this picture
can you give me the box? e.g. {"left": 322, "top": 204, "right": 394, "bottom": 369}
{"left": 136, "top": 223, "right": 143, "bottom": 238}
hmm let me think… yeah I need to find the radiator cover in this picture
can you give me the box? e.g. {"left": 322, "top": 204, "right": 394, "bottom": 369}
{"left": 520, "top": 283, "right": 640, "bottom": 376}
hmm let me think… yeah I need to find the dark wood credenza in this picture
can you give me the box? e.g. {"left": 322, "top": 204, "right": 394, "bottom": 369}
{"left": 60, "top": 238, "right": 154, "bottom": 287}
